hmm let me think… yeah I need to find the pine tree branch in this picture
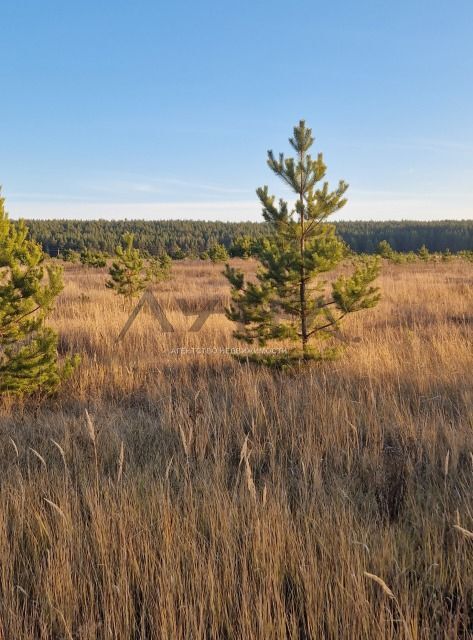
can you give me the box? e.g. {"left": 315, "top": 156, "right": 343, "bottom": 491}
{"left": 2, "top": 305, "right": 42, "bottom": 329}
{"left": 306, "top": 313, "right": 347, "bottom": 337}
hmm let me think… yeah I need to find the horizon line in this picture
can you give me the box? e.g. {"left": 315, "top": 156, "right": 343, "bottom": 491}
{"left": 10, "top": 217, "right": 473, "bottom": 224}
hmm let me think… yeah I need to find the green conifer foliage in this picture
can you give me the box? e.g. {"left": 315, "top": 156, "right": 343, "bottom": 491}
{"left": 147, "top": 252, "right": 172, "bottom": 284}
{"left": 106, "top": 232, "right": 148, "bottom": 301}
{"left": 225, "top": 121, "right": 381, "bottom": 365}
{"left": 230, "top": 235, "right": 254, "bottom": 258}
{"left": 80, "top": 249, "right": 107, "bottom": 268}
{"left": 208, "top": 243, "right": 229, "bottom": 263}
{"left": 377, "top": 240, "right": 394, "bottom": 259}
{"left": 418, "top": 244, "right": 430, "bottom": 261}
{"left": 62, "top": 249, "right": 80, "bottom": 263}
{"left": 0, "top": 192, "right": 78, "bottom": 395}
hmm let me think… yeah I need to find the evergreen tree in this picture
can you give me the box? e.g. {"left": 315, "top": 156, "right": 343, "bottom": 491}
{"left": 106, "top": 232, "right": 148, "bottom": 302}
{"left": 225, "top": 121, "right": 380, "bottom": 365}
{"left": 0, "top": 192, "right": 78, "bottom": 395}
{"left": 62, "top": 248, "right": 80, "bottom": 263}
{"left": 418, "top": 244, "right": 430, "bottom": 261}
{"left": 147, "top": 252, "right": 172, "bottom": 284}
{"left": 377, "top": 240, "right": 394, "bottom": 259}
{"left": 208, "top": 242, "right": 229, "bottom": 263}
{"left": 80, "top": 248, "right": 107, "bottom": 268}
{"left": 168, "top": 242, "right": 186, "bottom": 260}
{"left": 230, "top": 235, "right": 254, "bottom": 258}
{"left": 441, "top": 249, "right": 453, "bottom": 262}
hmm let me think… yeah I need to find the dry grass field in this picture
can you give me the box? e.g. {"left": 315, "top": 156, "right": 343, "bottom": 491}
{"left": 0, "top": 258, "right": 472, "bottom": 639}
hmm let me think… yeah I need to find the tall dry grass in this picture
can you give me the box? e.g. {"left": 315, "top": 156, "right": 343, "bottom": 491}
{"left": 0, "top": 258, "right": 472, "bottom": 638}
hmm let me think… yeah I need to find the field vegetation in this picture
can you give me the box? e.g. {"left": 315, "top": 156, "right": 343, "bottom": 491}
{"left": 0, "top": 257, "right": 472, "bottom": 638}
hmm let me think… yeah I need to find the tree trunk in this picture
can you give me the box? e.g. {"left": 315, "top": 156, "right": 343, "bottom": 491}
{"left": 299, "top": 149, "right": 308, "bottom": 359}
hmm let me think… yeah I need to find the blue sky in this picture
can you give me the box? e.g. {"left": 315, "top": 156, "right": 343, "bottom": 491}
{"left": 1, "top": 0, "right": 472, "bottom": 221}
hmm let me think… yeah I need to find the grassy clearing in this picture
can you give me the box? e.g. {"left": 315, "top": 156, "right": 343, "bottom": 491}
{"left": 0, "top": 258, "right": 472, "bottom": 638}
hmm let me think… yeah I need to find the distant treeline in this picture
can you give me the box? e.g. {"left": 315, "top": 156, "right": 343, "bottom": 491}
{"left": 24, "top": 219, "right": 473, "bottom": 257}
{"left": 335, "top": 220, "right": 473, "bottom": 253}
{"left": 26, "top": 220, "right": 267, "bottom": 257}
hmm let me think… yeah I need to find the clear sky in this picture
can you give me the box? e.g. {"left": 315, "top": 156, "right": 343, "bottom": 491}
{"left": 1, "top": 0, "right": 472, "bottom": 221}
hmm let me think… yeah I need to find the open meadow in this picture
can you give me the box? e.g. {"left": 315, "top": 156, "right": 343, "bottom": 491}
{"left": 0, "top": 258, "right": 472, "bottom": 638}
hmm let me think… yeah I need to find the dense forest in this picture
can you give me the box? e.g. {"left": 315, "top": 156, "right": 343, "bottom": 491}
{"left": 25, "top": 220, "right": 266, "bottom": 257}
{"left": 23, "top": 219, "right": 473, "bottom": 257}
{"left": 335, "top": 220, "right": 473, "bottom": 253}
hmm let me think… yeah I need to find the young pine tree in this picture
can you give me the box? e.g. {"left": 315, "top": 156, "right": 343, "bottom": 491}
{"left": 230, "top": 235, "right": 254, "bottom": 259}
{"left": 80, "top": 248, "right": 107, "bottom": 268}
{"left": 62, "top": 248, "right": 80, "bottom": 263}
{"left": 146, "top": 251, "right": 172, "bottom": 284}
{"left": 225, "top": 121, "right": 380, "bottom": 366}
{"left": 377, "top": 240, "right": 394, "bottom": 259}
{"left": 0, "top": 192, "right": 78, "bottom": 395}
{"left": 208, "top": 242, "right": 229, "bottom": 263}
{"left": 418, "top": 244, "right": 430, "bottom": 261}
{"left": 106, "top": 232, "right": 148, "bottom": 302}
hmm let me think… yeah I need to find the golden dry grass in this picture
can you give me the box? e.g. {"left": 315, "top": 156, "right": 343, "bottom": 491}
{"left": 0, "top": 258, "right": 472, "bottom": 639}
